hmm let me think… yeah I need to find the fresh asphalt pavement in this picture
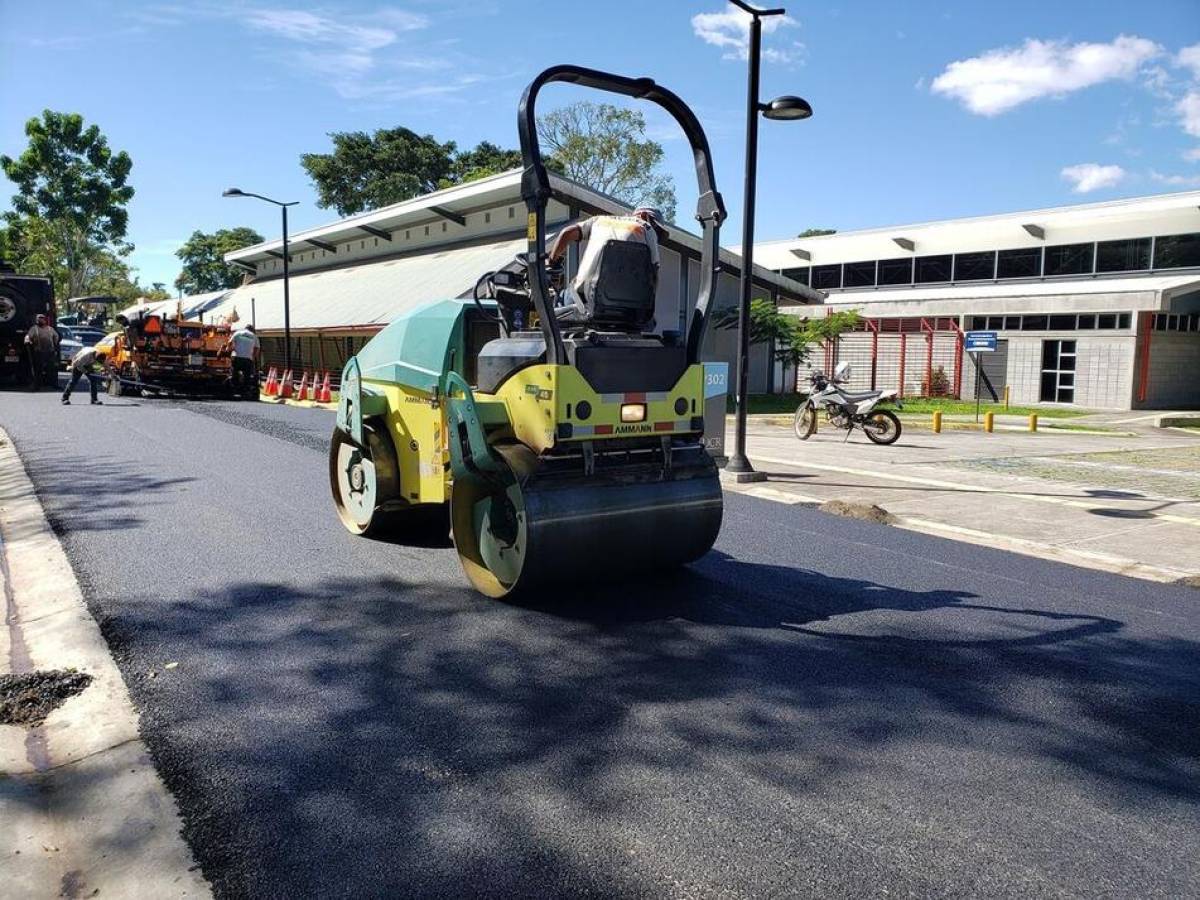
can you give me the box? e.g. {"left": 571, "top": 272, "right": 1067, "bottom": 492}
{"left": 3, "top": 380, "right": 1199, "bottom": 898}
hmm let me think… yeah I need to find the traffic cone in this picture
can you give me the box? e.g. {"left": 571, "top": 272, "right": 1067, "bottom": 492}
{"left": 264, "top": 367, "right": 278, "bottom": 396}
{"left": 296, "top": 370, "right": 310, "bottom": 401}
{"left": 316, "top": 371, "right": 332, "bottom": 403}
{"left": 279, "top": 369, "right": 294, "bottom": 399}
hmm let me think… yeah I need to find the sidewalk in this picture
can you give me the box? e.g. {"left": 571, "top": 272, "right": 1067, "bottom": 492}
{"left": 726, "top": 418, "right": 1200, "bottom": 583}
{"left": 0, "top": 428, "right": 208, "bottom": 899}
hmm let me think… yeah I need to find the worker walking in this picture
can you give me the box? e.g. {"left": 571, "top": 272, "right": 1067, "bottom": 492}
{"left": 24, "top": 313, "right": 59, "bottom": 390}
{"left": 224, "top": 323, "right": 261, "bottom": 398}
{"left": 61, "top": 346, "right": 108, "bottom": 405}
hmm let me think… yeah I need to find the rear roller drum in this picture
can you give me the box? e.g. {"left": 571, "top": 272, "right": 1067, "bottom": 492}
{"left": 451, "top": 444, "right": 724, "bottom": 599}
{"left": 329, "top": 423, "right": 403, "bottom": 536}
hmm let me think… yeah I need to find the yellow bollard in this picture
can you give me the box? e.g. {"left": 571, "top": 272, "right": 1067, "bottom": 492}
{"left": 1029, "top": 413, "right": 1038, "bottom": 433}
{"left": 984, "top": 411, "right": 994, "bottom": 433}
{"left": 932, "top": 410, "right": 942, "bottom": 433}
{"left": 1003, "top": 385, "right": 1011, "bottom": 410}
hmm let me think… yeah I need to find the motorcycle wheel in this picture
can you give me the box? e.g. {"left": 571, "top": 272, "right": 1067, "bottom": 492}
{"left": 863, "top": 409, "right": 902, "bottom": 445}
{"left": 793, "top": 405, "right": 817, "bottom": 440}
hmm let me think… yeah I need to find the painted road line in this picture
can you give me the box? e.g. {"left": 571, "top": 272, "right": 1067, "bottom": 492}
{"left": 0, "top": 427, "right": 210, "bottom": 899}
{"left": 747, "top": 454, "right": 1200, "bottom": 528}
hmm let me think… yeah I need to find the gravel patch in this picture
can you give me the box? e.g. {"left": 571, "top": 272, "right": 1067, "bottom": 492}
{"left": 0, "top": 670, "right": 93, "bottom": 727}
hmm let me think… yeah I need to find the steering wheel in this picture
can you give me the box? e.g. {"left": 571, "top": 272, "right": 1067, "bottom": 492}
{"left": 472, "top": 271, "right": 506, "bottom": 327}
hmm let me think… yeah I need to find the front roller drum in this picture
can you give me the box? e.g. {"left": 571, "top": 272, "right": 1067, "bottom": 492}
{"left": 450, "top": 446, "right": 723, "bottom": 598}
{"left": 329, "top": 423, "right": 403, "bottom": 536}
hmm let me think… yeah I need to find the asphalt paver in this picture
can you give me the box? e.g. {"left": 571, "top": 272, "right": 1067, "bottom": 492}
{"left": 3, "top": 383, "right": 1198, "bottom": 898}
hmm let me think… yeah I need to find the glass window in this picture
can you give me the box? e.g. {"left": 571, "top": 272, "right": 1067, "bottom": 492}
{"left": 997, "top": 247, "right": 1041, "bottom": 279}
{"left": 1153, "top": 233, "right": 1200, "bottom": 269}
{"left": 811, "top": 264, "right": 842, "bottom": 290}
{"left": 1041, "top": 339, "right": 1078, "bottom": 403}
{"left": 953, "top": 251, "right": 996, "bottom": 281}
{"left": 970, "top": 316, "right": 987, "bottom": 329}
{"left": 1118, "top": 313, "right": 1131, "bottom": 329}
{"left": 780, "top": 266, "right": 810, "bottom": 284}
{"left": 1049, "top": 314, "right": 1076, "bottom": 330}
{"left": 1044, "top": 243, "right": 1094, "bottom": 276}
{"left": 843, "top": 260, "right": 877, "bottom": 287}
{"left": 1097, "top": 313, "right": 1116, "bottom": 329}
{"left": 1023, "top": 315, "right": 1048, "bottom": 330}
{"left": 914, "top": 254, "right": 952, "bottom": 283}
{"left": 877, "top": 257, "right": 913, "bottom": 285}
{"left": 1077, "top": 314, "right": 1095, "bottom": 329}
{"left": 1096, "top": 238, "right": 1151, "bottom": 273}
{"left": 1004, "top": 315, "right": 1021, "bottom": 329}
{"left": 986, "top": 316, "right": 1003, "bottom": 330}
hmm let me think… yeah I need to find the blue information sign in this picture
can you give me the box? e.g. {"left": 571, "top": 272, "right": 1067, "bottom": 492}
{"left": 965, "top": 330, "right": 998, "bottom": 352}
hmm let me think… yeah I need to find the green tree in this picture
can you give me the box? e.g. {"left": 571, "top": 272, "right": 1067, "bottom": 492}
{"left": 537, "top": 102, "right": 676, "bottom": 222}
{"left": 796, "top": 228, "right": 837, "bottom": 238}
{"left": 173, "top": 227, "right": 265, "bottom": 294}
{"left": 716, "top": 299, "right": 859, "bottom": 370}
{"left": 1, "top": 111, "right": 135, "bottom": 298}
{"left": 446, "top": 141, "right": 522, "bottom": 186}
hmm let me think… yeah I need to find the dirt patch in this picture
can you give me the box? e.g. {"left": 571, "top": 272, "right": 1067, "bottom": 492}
{"left": 1175, "top": 575, "right": 1200, "bottom": 590}
{"left": 821, "top": 500, "right": 894, "bottom": 525}
{"left": 0, "top": 670, "right": 93, "bottom": 727}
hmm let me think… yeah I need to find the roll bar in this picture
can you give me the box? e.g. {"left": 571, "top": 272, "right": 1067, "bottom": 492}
{"left": 517, "top": 65, "right": 727, "bottom": 365}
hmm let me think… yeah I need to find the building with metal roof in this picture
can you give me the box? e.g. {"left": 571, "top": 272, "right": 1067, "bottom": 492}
{"left": 215, "top": 170, "right": 818, "bottom": 394}
{"left": 755, "top": 191, "right": 1200, "bottom": 409}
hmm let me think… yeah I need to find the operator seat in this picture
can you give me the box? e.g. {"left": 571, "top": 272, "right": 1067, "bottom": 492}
{"left": 558, "top": 240, "right": 657, "bottom": 332}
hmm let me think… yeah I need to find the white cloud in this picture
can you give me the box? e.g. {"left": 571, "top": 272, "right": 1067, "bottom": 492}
{"left": 1177, "top": 44, "right": 1200, "bottom": 80}
{"left": 691, "top": 8, "right": 803, "bottom": 64}
{"left": 931, "top": 35, "right": 1161, "bottom": 116}
{"left": 1184, "top": 147, "right": 1200, "bottom": 162}
{"left": 1060, "top": 163, "right": 1126, "bottom": 193}
{"left": 1177, "top": 91, "right": 1200, "bottom": 137}
{"left": 1150, "top": 169, "right": 1200, "bottom": 187}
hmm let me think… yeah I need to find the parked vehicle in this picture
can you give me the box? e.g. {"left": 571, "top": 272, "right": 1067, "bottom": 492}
{"left": 794, "top": 362, "right": 903, "bottom": 445}
{"left": 0, "top": 267, "right": 56, "bottom": 387}
{"left": 57, "top": 326, "right": 84, "bottom": 369}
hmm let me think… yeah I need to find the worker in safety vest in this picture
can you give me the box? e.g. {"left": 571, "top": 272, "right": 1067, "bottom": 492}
{"left": 548, "top": 206, "right": 665, "bottom": 324}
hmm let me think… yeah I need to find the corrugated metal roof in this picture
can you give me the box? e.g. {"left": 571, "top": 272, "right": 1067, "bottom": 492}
{"left": 203, "top": 236, "right": 526, "bottom": 331}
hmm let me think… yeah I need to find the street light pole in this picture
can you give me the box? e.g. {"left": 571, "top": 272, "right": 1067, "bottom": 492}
{"left": 724, "top": 1, "right": 811, "bottom": 482}
{"left": 222, "top": 188, "right": 298, "bottom": 372}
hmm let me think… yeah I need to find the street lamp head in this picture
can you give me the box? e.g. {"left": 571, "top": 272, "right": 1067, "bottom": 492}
{"left": 222, "top": 188, "right": 245, "bottom": 197}
{"left": 762, "top": 95, "right": 813, "bottom": 121}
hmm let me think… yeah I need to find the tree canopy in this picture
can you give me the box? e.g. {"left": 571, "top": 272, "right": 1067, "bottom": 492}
{"left": 300, "top": 128, "right": 523, "bottom": 216}
{"left": 1, "top": 111, "right": 137, "bottom": 299}
{"left": 716, "top": 299, "right": 859, "bottom": 369}
{"left": 796, "top": 227, "right": 837, "bottom": 238}
{"left": 538, "top": 102, "right": 676, "bottom": 222}
{"left": 174, "top": 227, "right": 265, "bottom": 294}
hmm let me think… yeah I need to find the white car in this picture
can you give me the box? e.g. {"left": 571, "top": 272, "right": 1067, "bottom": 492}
{"left": 57, "top": 326, "right": 84, "bottom": 370}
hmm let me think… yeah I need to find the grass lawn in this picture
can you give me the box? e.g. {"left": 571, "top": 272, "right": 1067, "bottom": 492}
{"left": 735, "top": 393, "right": 1090, "bottom": 418}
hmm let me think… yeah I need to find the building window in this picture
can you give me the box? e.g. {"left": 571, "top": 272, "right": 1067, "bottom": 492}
{"left": 914, "top": 254, "right": 952, "bottom": 283}
{"left": 1154, "top": 232, "right": 1200, "bottom": 269}
{"left": 812, "top": 264, "right": 842, "bottom": 290}
{"left": 1078, "top": 314, "right": 1095, "bottom": 329}
{"left": 877, "top": 257, "right": 913, "bottom": 285}
{"left": 1022, "top": 315, "right": 1048, "bottom": 330}
{"left": 997, "top": 247, "right": 1042, "bottom": 279}
{"left": 1044, "top": 243, "right": 1094, "bottom": 276}
{"left": 1096, "top": 238, "right": 1151, "bottom": 273}
{"left": 843, "top": 260, "right": 876, "bottom": 287}
{"left": 780, "top": 266, "right": 810, "bottom": 284}
{"left": 1041, "top": 339, "right": 1076, "bottom": 403}
{"left": 1048, "top": 314, "right": 1077, "bottom": 330}
{"left": 954, "top": 251, "right": 995, "bottom": 281}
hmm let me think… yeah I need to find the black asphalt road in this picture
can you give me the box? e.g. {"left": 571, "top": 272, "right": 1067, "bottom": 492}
{"left": 3, "top": 383, "right": 1199, "bottom": 898}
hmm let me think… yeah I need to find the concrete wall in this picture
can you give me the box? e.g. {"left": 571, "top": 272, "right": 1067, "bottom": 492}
{"left": 1139, "top": 332, "right": 1200, "bottom": 408}
{"left": 998, "top": 334, "right": 1136, "bottom": 409}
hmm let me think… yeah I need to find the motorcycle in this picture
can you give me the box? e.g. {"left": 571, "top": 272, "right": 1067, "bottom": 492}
{"left": 794, "top": 362, "right": 903, "bottom": 445}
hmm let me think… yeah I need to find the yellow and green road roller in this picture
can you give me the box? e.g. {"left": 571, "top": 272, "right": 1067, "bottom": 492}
{"left": 329, "top": 64, "right": 729, "bottom": 597}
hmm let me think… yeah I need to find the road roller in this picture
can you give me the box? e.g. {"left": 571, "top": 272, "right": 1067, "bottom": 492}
{"left": 329, "top": 64, "right": 729, "bottom": 597}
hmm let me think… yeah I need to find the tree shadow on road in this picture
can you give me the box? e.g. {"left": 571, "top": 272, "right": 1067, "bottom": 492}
{"left": 84, "top": 549, "right": 1200, "bottom": 897}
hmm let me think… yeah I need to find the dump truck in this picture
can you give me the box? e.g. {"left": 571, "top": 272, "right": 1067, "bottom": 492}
{"left": 329, "top": 65, "right": 729, "bottom": 597}
{"left": 0, "top": 265, "right": 56, "bottom": 387}
{"left": 107, "top": 302, "right": 251, "bottom": 398}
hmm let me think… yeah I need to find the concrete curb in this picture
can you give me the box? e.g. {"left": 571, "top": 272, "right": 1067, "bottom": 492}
{"left": 0, "top": 427, "right": 210, "bottom": 899}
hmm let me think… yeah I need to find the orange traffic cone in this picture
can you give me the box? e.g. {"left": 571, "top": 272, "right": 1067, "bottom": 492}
{"left": 316, "top": 371, "right": 332, "bottom": 403}
{"left": 296, "top": 370, "right": 310, "bottom": 401}
{"left": 264, "top": 367, "right": 278, "bottom": 396}
{"left": 279, "top": 369, "right": 294, "bottom": 399}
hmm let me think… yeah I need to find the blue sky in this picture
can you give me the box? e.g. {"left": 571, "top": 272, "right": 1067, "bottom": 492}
{"left": 2, "top": 1, "right": 1199, "bottom": 290}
